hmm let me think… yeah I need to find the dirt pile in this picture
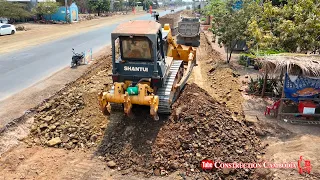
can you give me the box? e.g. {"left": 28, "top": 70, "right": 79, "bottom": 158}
{"left": 79, "top": 14, "right": 97, "bottom": 21}
{"left": 154, "top": 84, "right": 264, "bottom": 178}
{"left": 99, "top": 83, "right": 265, "bottom": 179}
{"left": 198, "top": 33, "right": 245, "bottom": 119}
{"left": 25, "top": 55, "right": 112, "bottom": 149}
{"left": 15, "top": 25, "right": 28, "bottom": 31}
{"left": 161, "top": 10, "right": 182, "bottom": 19}
{"left": 180, "top": 10, "right": 196, "bottom": 18}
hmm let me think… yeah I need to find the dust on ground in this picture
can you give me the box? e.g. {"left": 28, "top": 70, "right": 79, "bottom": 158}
{"left": 0, "top": 144, "right": 111, "bottom": 179}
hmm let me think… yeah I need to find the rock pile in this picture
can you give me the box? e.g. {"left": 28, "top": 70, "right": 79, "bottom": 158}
{"left": 79, "top": 14, "right": 98, "bottom": 21}
{"left": 100, "top": 83, "right": 265, "bottom": 179}
{"left": 28, "top": 92, "right": 95, "bottom": 149}
{"left": 180, "top": 10, "right": 196, "bottom": 18}
{"left": 161, "top": 10, "right": 182, "bottom": 19}
{"left": 26, "top": 55, "right": 112, "bottom": 149}
{"left": 15, "top": 25, "right": 27, "bottom": 31}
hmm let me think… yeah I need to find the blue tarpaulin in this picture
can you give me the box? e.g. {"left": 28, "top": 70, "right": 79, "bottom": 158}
{"left": 44, "top": 3, "right": 78, "bottom": 22}
{"left": 284, "top": 73, "right": 320, "bottom": 102}
{"left": 233, "top": 1, "right": 243, "bottom": 10}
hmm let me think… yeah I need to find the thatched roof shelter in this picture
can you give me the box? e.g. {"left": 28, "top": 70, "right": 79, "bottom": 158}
{"left": 257, "top": 53, "right": 320, "bottom": 77}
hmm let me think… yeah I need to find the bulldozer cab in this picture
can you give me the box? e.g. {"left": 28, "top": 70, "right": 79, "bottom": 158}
{"left": 111, "top": 20, "right": 167, "bottom": 87}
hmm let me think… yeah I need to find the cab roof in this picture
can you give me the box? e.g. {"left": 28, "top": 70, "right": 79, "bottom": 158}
{"left": 112, "top": 20, "right": 161, "bottom": 35}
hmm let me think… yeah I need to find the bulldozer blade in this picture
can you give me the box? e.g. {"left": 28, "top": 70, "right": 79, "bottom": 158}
{"left": 101, "top": 105, "right": 111, "bottom": 116}
{"left": 98, "top": 92, "right": 111, "bottom": 115}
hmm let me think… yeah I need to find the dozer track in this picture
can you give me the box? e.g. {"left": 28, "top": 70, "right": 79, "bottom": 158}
{"left": 158, "top": 60, "right": 184, "bottom": 114}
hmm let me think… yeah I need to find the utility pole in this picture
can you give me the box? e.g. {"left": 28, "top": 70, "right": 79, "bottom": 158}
{"left": 110, "top": 0, "right": 114, "bottom": 12}
{"left": 65, "top": 0, "right": 68, "bottom": 23}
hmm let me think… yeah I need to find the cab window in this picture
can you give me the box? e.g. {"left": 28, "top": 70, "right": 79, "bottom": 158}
{"left": 121, "top": 36, "right": 152, "bottom": 60}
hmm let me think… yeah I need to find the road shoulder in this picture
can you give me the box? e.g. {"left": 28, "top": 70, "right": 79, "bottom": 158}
{"left": 0, "top": 46, "right": 111, "bottom": 132}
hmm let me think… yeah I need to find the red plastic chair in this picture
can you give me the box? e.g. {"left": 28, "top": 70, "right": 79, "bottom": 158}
{"left": 264, "top": 100, "right": 281, "bottom": 116}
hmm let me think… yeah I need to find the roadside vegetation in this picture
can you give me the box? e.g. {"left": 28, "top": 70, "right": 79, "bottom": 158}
{"left": 0, "top": 0, "right": 33, "bottom": 20}
{"left": 0, "top": 0, "right": 187, "bottom": 23}
{"left": 32, "top": 2, "right": 60, "bottom": 20}
{"left": 205, "top": 0, "right": 320, "bottom": 62}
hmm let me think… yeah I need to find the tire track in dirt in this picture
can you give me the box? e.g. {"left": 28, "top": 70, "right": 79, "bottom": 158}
{"left": 191, "top": 33, "right": 219, "bottom": 100}
{"left": 193, "top": 48, "right": 205, "bottom": 87}
{"left": 0, "top": 145, "right": 111, "bottom": 180}
{"left": 196, "top": 33, "right": 245, "bottom": 119}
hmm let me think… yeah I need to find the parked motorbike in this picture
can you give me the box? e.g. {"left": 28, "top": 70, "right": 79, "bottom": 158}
{"left": 71, "top": 48, "right": 85, "bottom": 68}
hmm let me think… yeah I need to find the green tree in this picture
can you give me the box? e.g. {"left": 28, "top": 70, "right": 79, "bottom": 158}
{"left": 144, "top": 0, "right": 153, "bottom": 9}
{"left": 114, "top": 0, "right": 124, "bottom": 11}
{"left": 56, "top": 0, "right": 73, "bottom": 6}
{"left": 74, "top": 0, "right": 90, "bottom": 13}
{"left": 246, "top": 1, "right": 281, "bottom": 50}
{"left": 206, "top": 0, "right": 320, "bottom": 54}
{"left": 33, "top": 2, "right": 59, "bottom": 20}
{"left": 270, "top": 0, "right": 287, "bottom": 6}
{"left": 279, "top": 0, "right": 320, "bottom": 52}
{"left": 246, "top": 0, "right": 320, "bottom": 53}
{"left": 128, "top": 0, "right": 136, "bottom": 7}
{"left": 0, "top": 0, "right": 33, "bottom": 20}
{"left": 206, "top": 0, "right": 257, "bottom": 62}
{"left": 89, "top": 0, "right": 110, "bottom": 15}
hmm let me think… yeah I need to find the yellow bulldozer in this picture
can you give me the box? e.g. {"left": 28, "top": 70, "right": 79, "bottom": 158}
{"left": 98, "top": 20, "right": 197, "bottom": 120}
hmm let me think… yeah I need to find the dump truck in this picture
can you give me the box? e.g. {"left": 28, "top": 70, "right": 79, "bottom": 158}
{"left": 176, "top": 17, "right": 200, "bottom": 47}
{"left": 98, "top": 20, "right": 197, "bottom": 120}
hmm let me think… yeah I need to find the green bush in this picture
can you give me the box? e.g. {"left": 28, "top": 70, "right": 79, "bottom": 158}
{"left": 238, "top": 56, "right": 247, "bottom": 66}
{"left": 252, "top": 49, "right": 286, "bottom": 56}
{"left": 201, "top": 17, "right": 206, "bottom": 22}
{"left": 239, "top": 53, "right": 257, "bottom": 67}
{"left": 239, "top": 48, "right": 285, "bottom": 68}
{"left": 248, "top": 76, "right": 277, "bottom": 94}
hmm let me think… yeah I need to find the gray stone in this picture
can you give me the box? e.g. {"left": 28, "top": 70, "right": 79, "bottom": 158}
{"left": 90, "top": 134, "right": 98, "bottom": 142}
{"left": 43, "top": 116, "right": 53, "bottom": 122}
{"left": 47, "top": 137, "right": 62, "bottom": 146}
{"left": 60, "top": 134, "right": 70, "bottom": 143}
{"left": 107, "top": 160, "right": 117, "bottom": 168}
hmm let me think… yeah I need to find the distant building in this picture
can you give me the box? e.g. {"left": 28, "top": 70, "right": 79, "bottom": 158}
{"left": 44, "top": 3, "right": 79, "bottom": 22}
{"left": 4, "top": 0, "right": 78, "bottom": 23}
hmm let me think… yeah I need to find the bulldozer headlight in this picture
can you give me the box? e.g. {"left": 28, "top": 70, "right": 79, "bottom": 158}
{"left": 112, "top": 75, "right": 119, "bottom": 82}
{"left": 152, "top": 78, "right": 160, "bottom": 86}
{"left": 152, "top": 78, "right": 159, "bottom": 83}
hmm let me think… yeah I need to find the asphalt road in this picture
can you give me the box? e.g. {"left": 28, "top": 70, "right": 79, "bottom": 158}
{"left": 0, "top": 7, "right": 185, "bottom": 101}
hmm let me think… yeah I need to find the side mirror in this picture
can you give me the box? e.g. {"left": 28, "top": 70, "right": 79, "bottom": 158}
{"left": 72, "top": 48, "right": 74, "bottom": 51}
